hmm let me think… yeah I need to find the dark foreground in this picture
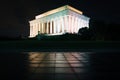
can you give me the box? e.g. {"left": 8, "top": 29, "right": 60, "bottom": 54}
{"left": 0, "top": 40, "right": 120, "bottom": 52}
{"left": 0, "top": 52, "right": 120, "bottom": 80}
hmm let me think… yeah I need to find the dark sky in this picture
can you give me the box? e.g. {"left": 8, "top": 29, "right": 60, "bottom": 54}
{"left": 0, "top": 0, "right": 120, "bottom": 37}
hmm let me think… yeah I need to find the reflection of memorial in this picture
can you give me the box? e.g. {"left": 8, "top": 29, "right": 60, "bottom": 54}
{"left": 29, "top": 5, "right": 90, "bottom": 37}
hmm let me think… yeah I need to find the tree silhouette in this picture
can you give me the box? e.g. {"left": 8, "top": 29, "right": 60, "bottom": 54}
{"left": 89, "top": 19, "right": 107, "bottom": 40}
{"left": 78, "top": 27, "right": 92, "bottom": 40}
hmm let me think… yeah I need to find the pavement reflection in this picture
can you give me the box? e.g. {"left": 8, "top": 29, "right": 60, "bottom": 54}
{"left": 27, "top": 52, "right": 91, "bottom": 80}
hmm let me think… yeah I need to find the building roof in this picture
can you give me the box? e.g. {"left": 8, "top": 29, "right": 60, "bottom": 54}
{"left": 35, "top": 5, "right": 83, "bottom": 19}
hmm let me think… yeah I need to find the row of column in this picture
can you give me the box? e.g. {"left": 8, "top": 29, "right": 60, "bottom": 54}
{"left": 30, "top": 15, "right": 89, "bottom": 37}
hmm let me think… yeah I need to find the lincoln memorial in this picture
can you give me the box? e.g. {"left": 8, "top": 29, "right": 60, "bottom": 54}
{"left": 29, "top": 5, "right": 90, "bottom": 37}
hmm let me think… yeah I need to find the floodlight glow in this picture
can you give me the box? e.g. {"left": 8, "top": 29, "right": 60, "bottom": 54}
{"left": 29, "top": 5, "right": 90, "bottom": 38}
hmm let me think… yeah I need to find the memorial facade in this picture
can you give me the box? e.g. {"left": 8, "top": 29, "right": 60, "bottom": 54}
{"left": 29, "top": 5, "right": 90, "bottom": 37}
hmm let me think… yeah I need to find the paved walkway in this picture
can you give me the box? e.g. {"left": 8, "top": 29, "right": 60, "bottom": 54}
{"left": 27, "top": 52, "right": 91, "bottom": 80}
{"left": 1, "top": 52, "right": 120, "bottom": 80}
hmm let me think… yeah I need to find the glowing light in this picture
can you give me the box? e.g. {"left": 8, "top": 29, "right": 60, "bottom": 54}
{"left": 35, "top": 5, "right": 83, "bottom": 19}
{"left": 29, "top": 5, "right": 90, "bottom": 38}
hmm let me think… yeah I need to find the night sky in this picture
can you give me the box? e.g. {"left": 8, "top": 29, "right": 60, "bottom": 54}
{"left": 0, "top": 0, "right": 120, "bottom": 37}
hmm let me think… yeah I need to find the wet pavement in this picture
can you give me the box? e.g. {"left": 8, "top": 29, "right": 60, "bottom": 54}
{"left": 27, "top": 52, "right": 91, "bottom": 80}
{"left": 0, "top": 52, "right": 120, "bottom": 80}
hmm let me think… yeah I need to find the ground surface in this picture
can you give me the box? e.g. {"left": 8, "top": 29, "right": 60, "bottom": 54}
{"left": 0, "top": 52, "right": 120, "bottom": 80}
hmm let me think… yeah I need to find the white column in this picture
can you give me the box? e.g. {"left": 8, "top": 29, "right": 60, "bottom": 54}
{"left": 77, "top": 19, "right": 80, "bottom": 32}
{"left": 67, "top": 15, "right": 69, "bottom": 32}
{"left": 57, "top": 17, "right": 60, "bottom": 33}
{"left": 31, "top": 25, "right": 33, "bottom": 37}
{"left": 32, "top": 24, "right": 34, "bottom": 36}
{"left": 42, "top": 23, "right": 44, "bottom": 33}
{"left": 50, "top": 20, "right": 52, "bottom": 34}
{"left": 31, "top": 26, "right": 32, "bottom": 37}
{"left": 64, "top": 15, "right": 68, "bottom": 32}
{"left": 85, "top": 21, "right": 88, "bottom": 27}
{"left": 38, "top": 23, "right": 40, "bottom": 34}
{"left": 31, "top": 24, "right": 33, "bottom": 37}
{"left": 56, "top": 18, "right": 58, "bottom": 33}
{"left": 72, "top": 16, "right": 75, "bottom": 33}
{"left": 79, "top": 18, "right": 82, "bottom": 29}
{"left": 69, "top": 15, "right": 72, "bottom": 33}
{"left": 34, "top": 23, "right": 36, "bottom": 36}
{"left": 37, "top": 23, "right": 39, "bottom": 32}
{"left": 40, "top": 23, "right": 42, "bottom": 33}
{"left": 40, "top": 22, "right": 42, "bottom": 34}
{"left": 30, "top": 24, "right": 32, "bottom": 37}
{"left": 34, "top": 23, "right": 35, "bottom": 36}
{"left": 76, "top": 18, "right": 78, "bottom": 33}
{"left": 36, "top": 23, "right": 38, "bottom": 35}
{"left": 61, "top": 16, "right": 64, "bottom": 33}
{"left": 33, "top": 23, "right": 35, "bottom": 37}
{"left": 76, "top": 18, "right": 79, "bottom": 33}
{"left": 30, "top": 26, "right": 31, "bottom": 37}
{"left": 87, "top": 20, "right": 89, "bottom": 28}
{"left": 77, "top": 18, "right": 80, "bottom": 33}
{"left": 38, "top": 23, "right": 39, "bottom": 32}
{"left": 64, "top": 16, "right": 66, "bottom": 32}
{"left": 37, "top": 23, "right": 39, "bottom": 34}
{"left": 71, "top": 16, "right": 73, "bottom": 33}
{"left": 54, "top": 19, "right": 56, "bottom": 33}
{"left": 43, "top": 22, "right": 45, "bottom": 33}
{"left": 74, "top": 17, "right": 77, "bottom": 33}
{"left": 46, "top": 21, "right": 49, "bottom": 34}
{"left": 39, "top": 22, "right": 41, "bottom": 34}
{"left": 71, "top": 16, "right": 74, "bottom": 33}
{"left": 66, "top": 15, "right": 69, "bottom": 32}
{"left": 68, "top": 15, "right": 70, "bottom": 32}
{"left": 63, "top": 16, "right": 66, "bottom": 33}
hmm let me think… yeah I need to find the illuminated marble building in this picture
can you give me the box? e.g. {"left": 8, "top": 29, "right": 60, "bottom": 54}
{"left": 29, "top": 5, "right": 90, "bottom": 37}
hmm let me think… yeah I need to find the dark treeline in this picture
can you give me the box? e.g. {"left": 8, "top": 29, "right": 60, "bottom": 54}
{"left": 88, "top": 19, "right": 120, "bottom": 41}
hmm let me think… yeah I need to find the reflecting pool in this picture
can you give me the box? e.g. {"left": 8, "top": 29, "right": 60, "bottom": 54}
{"left": 0, "top": 52, "right": 120, "bottom": 80}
